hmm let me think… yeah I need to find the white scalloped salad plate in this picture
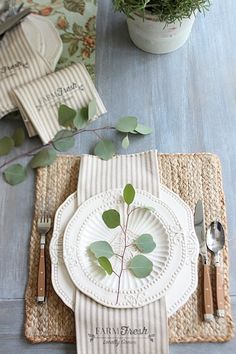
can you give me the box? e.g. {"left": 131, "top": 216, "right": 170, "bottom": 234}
{"left": 63, "top": 188, "right": 187, "bottom": 308}
{"left": 50, "top": 185, "right": 198, "bottom": 314}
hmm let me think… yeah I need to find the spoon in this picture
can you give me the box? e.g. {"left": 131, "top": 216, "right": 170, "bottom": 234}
{"left": 207, "top": 221, "right": 225, "bottom": 317}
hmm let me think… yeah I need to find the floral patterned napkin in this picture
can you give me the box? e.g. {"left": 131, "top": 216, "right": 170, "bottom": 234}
{"left": 16, "top": 0, "right": 97, "bottom": 79}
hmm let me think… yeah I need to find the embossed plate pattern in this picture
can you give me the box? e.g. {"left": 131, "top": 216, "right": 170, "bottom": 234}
{"left": 50, "top": 185, "right": 198, "bottom": 315}
{"left": 63, "top": 189, "right": 187, "bottom": 308}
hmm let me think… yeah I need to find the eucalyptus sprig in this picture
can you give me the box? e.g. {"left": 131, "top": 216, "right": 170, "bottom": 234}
{"left": 113, "top": 0, "right": 211, "bottom": 24}
{"left": 0, "top": 101, "right": 152, "bottom": 185}
{"left": 89, "top": 184, "right": 156, "bottom": 304}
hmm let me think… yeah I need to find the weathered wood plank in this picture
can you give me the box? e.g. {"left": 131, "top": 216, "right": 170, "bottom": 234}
{"left": 0, "top": 0, "right": 235, "bottom": 353}
{"left": 0, "top": 0, "right": 235, "bottom": 300}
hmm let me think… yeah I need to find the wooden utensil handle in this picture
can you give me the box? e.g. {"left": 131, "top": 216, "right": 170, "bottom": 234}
{"left": 37, "top": 245, "right": 46, "bottom": 302}
{"left": 216, "top": 265, "right": 224, "bottom": 317}
{"left": 203, "top": 264, "right": 214, "bottom": 321}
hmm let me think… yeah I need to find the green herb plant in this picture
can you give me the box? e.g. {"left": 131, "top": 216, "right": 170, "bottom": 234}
{"left": 0, "top": 101, "right": 152, "bottom": 186}
{"left": 89, "top": 184, "right": 156, "bottom": 304}
{"left": 113, "top": 0, "right": 211, "bottom": 24}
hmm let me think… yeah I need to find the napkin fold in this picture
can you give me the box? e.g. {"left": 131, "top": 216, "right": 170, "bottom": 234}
{"left": 12, "top": 63, "right": 107, "bottom": 142}
{"left": 75, "top": 151, "right": 169, "bottom": 354}
{"left": 0, "top": 20, "right": 53, "bottom": 119}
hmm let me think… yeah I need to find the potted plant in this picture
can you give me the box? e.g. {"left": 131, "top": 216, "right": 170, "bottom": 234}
{"left": 112, "top": 0, "right": 211, "bottom": 54}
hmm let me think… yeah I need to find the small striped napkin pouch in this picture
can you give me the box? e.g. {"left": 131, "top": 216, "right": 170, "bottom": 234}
{"left": 12, "top": 63, "right": 107, "bottom": 143}
{"left": 0, "top": 21, "right": 53, "bottom": 118}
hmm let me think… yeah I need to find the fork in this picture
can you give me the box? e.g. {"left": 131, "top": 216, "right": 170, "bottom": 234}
{"left": 37, "top": 216, "right": 51, "bottom": 303}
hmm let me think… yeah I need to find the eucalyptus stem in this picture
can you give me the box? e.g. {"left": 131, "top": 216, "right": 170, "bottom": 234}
{"left": 0, "top": 143, "right": 50, "bottom": 170}
{"left": 0, "top": 126, "right": 115, "bottom": 171}
{"left": 128, "top": 206, "right": 140, "bottom": 216}
{"left": 89, "top": 184, "right": 155, "bottom": 304}
{"left": 115, "top": 204, "right": 131, "bottom": 305}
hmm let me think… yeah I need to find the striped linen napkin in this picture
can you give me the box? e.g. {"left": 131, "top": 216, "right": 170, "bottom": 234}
{"left": 0, "top": 20, "right": 53, "bottom": 119}
{"left": 12, "top": 63, "right": 107, "bottom": 143}
{"left": 75, "top": 151, "right": 169, "bottom": 354}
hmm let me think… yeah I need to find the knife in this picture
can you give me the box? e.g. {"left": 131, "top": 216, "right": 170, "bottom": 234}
{"left": 194, "top": 200, "right": 214, "bottom": 321}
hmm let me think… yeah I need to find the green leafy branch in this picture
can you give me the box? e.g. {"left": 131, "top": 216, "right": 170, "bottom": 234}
{"left": 0, "top": 101, "right": 152, "bottom": 186}
{"left": 89, "top": 184, "right": 156, "bottom": 305}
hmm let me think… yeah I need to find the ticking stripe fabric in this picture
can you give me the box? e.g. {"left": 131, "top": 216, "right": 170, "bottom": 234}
{"left": 75, "top": 151, "right": 169, "bottom": 354}
{"left": 0, "top": 21, "right": 52, "bottom": 119}
{"left": 12, "top": 63, "right": 107, "bottom": 143}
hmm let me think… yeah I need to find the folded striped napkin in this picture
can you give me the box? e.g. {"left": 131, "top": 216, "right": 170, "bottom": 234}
{"left": 75, "top": 151, "right": 169, "bottom": 354}
{"left": 12, "top": 63, "right": 107, "bottom": 143}
{"left": 0, "top": 20, "right": 53, "bottom": 119}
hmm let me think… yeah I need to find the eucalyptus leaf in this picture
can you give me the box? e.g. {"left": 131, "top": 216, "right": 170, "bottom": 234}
{"left": 3, "top": 164, "right": 27, "bottom": 185}
{"left": 58, "top": 104, "right": 77, "bottom": 127}
{"left": 52, "top": 130, "right": 75, "bottom": 151}
{"left": 123, "top": 183, "right": 135, "bottom": 205}
{"left": 134, "top": 234, "right": 156, "bottom": 253}
{"left": 30, "top": 148, "right": 57, "bottom": 169}
{"left": 116, "top": 116, "right": 138, "bottom": 133}
{"left": 12, "top": 128, "right": 25, "bottom": 147}
{"left": 74, "top": 107, "right": 88, "bottom": 129}
{"left": 98, "top": 256, "right": 113, "bottom": 275}
{"left": 122, "top": 135, "right": 129, "bottom": 149}
{"left": 88, "top": 99, "right": 97, "bottom": 120}
{"left": 135, "top": 124, "right": 153, "bottom": 135}
{"left": 102, "top": 209, "right": 120, "bottom": 229}
{"left": 94, "top": 139, "right": 116, "bottom": 160}
{"left": 89, "top": 241, "right": 114, "bottom": 259}
{"left": 128, "top": 255, "right": 153, "bottom": 278}
{"left": 0, "top": 136, "right": 14, "bottom": 156}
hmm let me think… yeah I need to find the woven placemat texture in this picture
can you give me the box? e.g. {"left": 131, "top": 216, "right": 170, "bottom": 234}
{"left": 25, "top": 153, "right": 234, "bottom": 344}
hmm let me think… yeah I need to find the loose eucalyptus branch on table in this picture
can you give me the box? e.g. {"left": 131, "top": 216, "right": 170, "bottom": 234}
{"left": 89, "top": 184, "right": 156, "bottom": 305}
{"left": 0, "top": 101, "right": 152, "bottom": 185}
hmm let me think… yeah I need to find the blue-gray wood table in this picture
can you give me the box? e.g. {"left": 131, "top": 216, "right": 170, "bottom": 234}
{"left": 0, "top": 0, "right": 235, "bottom": 353}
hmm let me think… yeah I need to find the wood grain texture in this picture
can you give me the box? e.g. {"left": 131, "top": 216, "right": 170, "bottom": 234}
{"left": 216, "top": 265, "right": 225, "bottom": 316}
{"left": 37, "top": 247, "right": 46, "bottom": 302}
{"left": 0, "top": 0, "right": 235, "bottom": 353}
{"left": 203, "top": 264, "right": 214, "bottom": 321}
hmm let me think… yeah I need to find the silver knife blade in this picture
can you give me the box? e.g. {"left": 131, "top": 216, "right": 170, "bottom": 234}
{"left": 194, "top": 200, "right": 209, "bottom": 264}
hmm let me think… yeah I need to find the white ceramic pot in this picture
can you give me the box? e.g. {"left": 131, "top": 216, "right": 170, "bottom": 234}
{"left": 127, "top": 12, "right": 195, "bottom": 54}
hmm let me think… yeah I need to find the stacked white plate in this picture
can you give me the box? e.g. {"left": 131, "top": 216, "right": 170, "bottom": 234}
{"left": 21, "top": 14, "right": 62, "bottom": 71}
{"left": 50, "top": 185, "right": 199, "bottom": 316}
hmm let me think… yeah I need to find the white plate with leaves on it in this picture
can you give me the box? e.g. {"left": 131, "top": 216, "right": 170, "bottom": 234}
{"left": 62, "top": 186, "right": 187, "bottom": 308}
{"left": 50, "top": 185, "right": 198, "bottom": 315}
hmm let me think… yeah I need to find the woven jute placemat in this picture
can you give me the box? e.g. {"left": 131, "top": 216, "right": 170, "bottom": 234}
{"left": 25, "top": 153, "right": 234, "bottom": 344}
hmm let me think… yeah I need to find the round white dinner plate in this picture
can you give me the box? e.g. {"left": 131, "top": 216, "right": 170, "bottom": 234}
{"left": 22, "top": 14, "right": 62, "bottom": 71}
{"left": 63, "top": 188, "right": 186, "bottom": 308}
{"left": 50, "top": 185, "right": 198, "bottom": 315}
